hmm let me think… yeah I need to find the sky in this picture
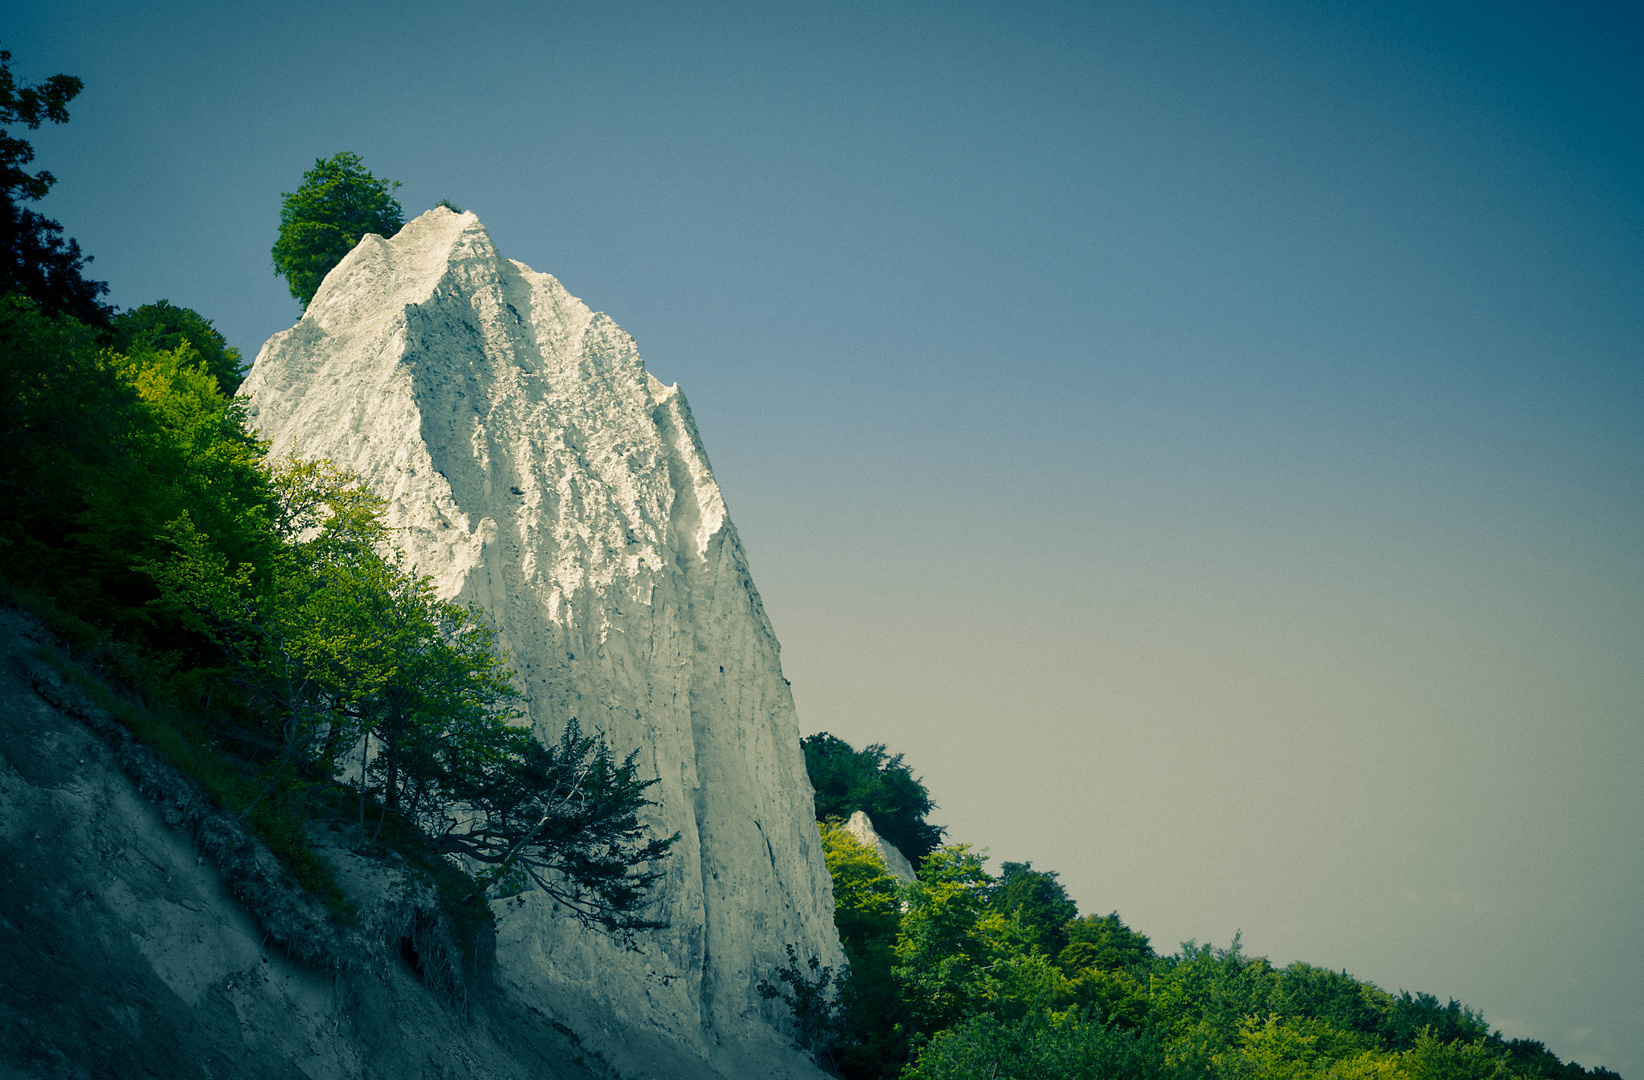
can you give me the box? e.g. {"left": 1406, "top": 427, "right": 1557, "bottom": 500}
{"left": 9, "top": 0, "right": 1642, "bottom": 1072}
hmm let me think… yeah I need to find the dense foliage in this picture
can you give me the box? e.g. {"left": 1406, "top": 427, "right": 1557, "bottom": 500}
{"left": 112, "top": 299, "right": 244, "bottom": 394}
{"left": 803, "top": 731, "right": 946, "bottom": 865}
{"left": 794, "top": 744, "right": 1619, "bottom": 1080}
{"left": 272, "top": 151, "right": 403, "bottom": 307}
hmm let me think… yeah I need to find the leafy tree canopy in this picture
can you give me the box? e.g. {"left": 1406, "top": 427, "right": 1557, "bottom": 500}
{"left": 802, "top": 731, "right": 945, "bottom": 865}
{"left": 272, "top": 151, "right": 403, "bottom": 308}
{"left": 1060, "top": 910, "right": 1155, "bottom": 975}
{"left": 894, "top": 845, "right": 1065, "bottom": 1036}
{"left": 904, "top": 1009, "right": 1187, "bottom": 1080}
{"left": 113, "top": 300, "right": 244, "bottom": 394}
{"left": 0, "top": 43, "right": 109, "bottom": 323}
{"left": 821, "top": 819, "right": 903, "bottom": 959}
{"left": 992, "top": 861, "right": 1079, "bottom": 959}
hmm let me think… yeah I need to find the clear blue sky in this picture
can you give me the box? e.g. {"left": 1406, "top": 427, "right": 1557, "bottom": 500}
{"left": 11, "top": 0, "right": 1642, "bottom": 1072}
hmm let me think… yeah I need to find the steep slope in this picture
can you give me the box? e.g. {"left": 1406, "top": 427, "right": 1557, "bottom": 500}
{"left": 240, "top": 208, "right": 842, "bottom": 1078}
{"left": 0, "top": 607, "right": 618, "bottom": 1080}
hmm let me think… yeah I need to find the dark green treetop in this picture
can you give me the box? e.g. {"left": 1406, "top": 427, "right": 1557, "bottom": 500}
{"left": 272, "top": 152, "right": 402, "bottom": 308}
{"left": 1059, "top": 910, "right": 1154, "bottom": 974}
{"left": 991, "top": 861, "right": 1079, "bottom": 958}
{"left": 113, "top": 300, "right": 244, "bottom": 394}
{"left": 801, "top": 731, "right": 945, "bottom": 865}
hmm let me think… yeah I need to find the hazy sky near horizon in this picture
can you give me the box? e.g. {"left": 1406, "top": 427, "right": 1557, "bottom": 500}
{"left": 10, "top": 0, "right": 1642, "bottom": 1072}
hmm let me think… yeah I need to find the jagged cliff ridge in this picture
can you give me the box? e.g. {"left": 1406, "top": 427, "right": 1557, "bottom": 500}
{"left": 241, "top": 208, "right": 843, "bottom": 1079}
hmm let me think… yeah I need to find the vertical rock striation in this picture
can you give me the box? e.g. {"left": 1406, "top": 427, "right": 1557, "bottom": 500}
{"left": 241, "top": 208, "right": 842, "bottom": 1078}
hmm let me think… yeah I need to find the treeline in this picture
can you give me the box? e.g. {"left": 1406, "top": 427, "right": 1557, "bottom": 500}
{"left": 0, "top": 46, "right": 673, "bottom": 943}
{"left": 792, "top": 734, "right": 1620, "bottom": 1080}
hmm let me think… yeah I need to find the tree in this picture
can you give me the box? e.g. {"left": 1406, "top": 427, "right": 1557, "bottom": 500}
{"left": 894, "top": 845, "right": 1063, "bottom": 1034}
{"left": 272, "top": 152, "right": 403, "bottom": 307}
{"left": 903, "top": 1010, "right": 1184, "bottom": 1080}
{"left": 0, "top": 42, "right": 109, "bottom": 323}
{"left": 892, "top": 845, "right": 998, "bottom": 1033}
{"left": 992, "top": 862, "right": 1078, "bottom": 959}
{"left": 802, "top": 732, "right": 945, "bottom": 865}
{"left": 757, "top": 944, "right": 845, "bottom": 1070}
{"left": 112, "top": 300, "right": 244, "bottom": 394}
{"left": 1402, "top": 1028, "right": 1517, "bottom": 1080}
{"left": 0, "top": 295, "right": 132, "bottom": 590}
{"left": 1059, "top": 911, "right": 1154, "bottom": 975}
{"left": 818, "top": 820, "right": 910, "bottom": 1077}
{"left": 822, "top": 820, "right": 903, "bottom": 960}
{"left": 73, "top": 340, "right": 272, "bottom": 625}
{"left": 421, "top": 715, "right": 679, "bottom": 941}
{"left": 145, "top": 456, "right": 677, "bottom": 941}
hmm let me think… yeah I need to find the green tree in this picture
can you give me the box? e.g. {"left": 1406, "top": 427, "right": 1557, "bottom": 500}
{"left": 272, "top": 152, "right": 403, "bottom": 307}
{"left": 819, "top": 820, "right": 910, "bottom": 1077}
{"left": 1381, "top": 994, "right": 1492, "bottom": 1053}
{"left": 894, "top": 845, "right": 1064, "bottom": 1034}
{"left": 993, "top": 862, "right": 1078, "bottom": 958}
{"left": 1272, "top": 963, "right": 1398, "bottom": 1046}
{"left": 802, "top": 731, "right": 945, "bottom": 865}
{"left": 1402, "top": 1028, "right": 1517, "bottom": 1080}
{"left": 758, "top": 944, "right": 846, "bottom": 1070}
{"left": 145, "top": 456, "right": 677, "bottom": 940}
{"left": 112, "top": 300, "right": 244, "bottom": 394}
{"left": 904, "top": 1009, "right": 1190, "bottom": 1080}
{"left": 1060, "top": 911, "right": 1155, "bottom": 975}
{"left": 426, "top": 715, "right": 679, "bottom": 939}
{"left": 0, "top": 295, "right": 133, "bottom": 591}
{"left": 0, "top": 299, "right": 270, "bottom": 629}
{"left": 74, "top": 340, "right": 273, "bottom": 626}
{"left": 0, "top": 43, "right": 109, "bottom": 323}
{"left": 823, "top": 819, "right": 903, "bottom": 960}
{"left": 893, "top": 845, "right": 999, "bottom": 1032}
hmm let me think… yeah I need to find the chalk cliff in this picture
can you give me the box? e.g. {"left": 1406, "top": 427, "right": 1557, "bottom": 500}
{"left": 240, "top": 208, "right": 842, "bottom": 1078}
{"left": 844, "top": 810, "right": 918, "bottom": 885}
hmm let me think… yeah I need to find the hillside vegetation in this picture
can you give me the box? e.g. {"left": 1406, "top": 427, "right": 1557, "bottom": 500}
{"left": 789, "top": 733, "right": 1620, "bottom": 1080}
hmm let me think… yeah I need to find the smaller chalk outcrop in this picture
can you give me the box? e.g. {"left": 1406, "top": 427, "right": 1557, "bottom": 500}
{"left": 845, "top": 810, "right": 918, "bottom": 884}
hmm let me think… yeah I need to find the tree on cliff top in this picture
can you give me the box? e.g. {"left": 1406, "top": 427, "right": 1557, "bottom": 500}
{"left": 0, "top": 43, "right": 110, "bottom": 323}
{"left": 272, "top": 152, "right": 403, "bottom": 308}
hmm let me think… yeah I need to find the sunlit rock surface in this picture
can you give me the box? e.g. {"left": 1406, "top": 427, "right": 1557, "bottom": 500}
{"left": 844, "top": 810, "right": 917, "bottom": 885}
{"left": 240, "top": 208, "right": 842, "bottom": 1079}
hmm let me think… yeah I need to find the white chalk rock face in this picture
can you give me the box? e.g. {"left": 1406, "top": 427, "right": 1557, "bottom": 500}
{"left": 843, "top": 810, "right": 918, "bottom": 885}
{"left": 241, "top": 208, "right": 843, "bottom": 1079}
